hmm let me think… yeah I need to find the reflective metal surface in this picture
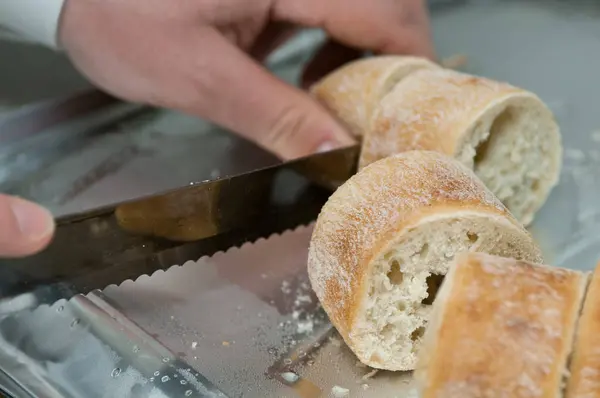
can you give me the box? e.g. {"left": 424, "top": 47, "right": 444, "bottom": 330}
{"left": 0, "top": 146, "right": 358, "bottom": 307}
{"left": 0, "top": 291, "right": 229, "bottom": 397}
{"left": 101, "top": 226, "right": 417, "bottom": 397}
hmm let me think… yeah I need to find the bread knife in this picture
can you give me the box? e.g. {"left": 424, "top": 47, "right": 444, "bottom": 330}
{"left": 0, "top": 145, "right": 359, "bottom": 310}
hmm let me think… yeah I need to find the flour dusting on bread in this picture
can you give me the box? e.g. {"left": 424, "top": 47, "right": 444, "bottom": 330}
{"left": 363, "top": 68, "right": 561, "bottom": 225}
{"left": 308, "top": 151, "right": 543, "bottom": 370}
{"left": 416, "top": 253, "right": 587, "bottom": 398}
{"left": 313, "top": 56, "right": 562, "bottom": 226}
{"left": 310, "top": 56, "right": 441, "bottom": 137}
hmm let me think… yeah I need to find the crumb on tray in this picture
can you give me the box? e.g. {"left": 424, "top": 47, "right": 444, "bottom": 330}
{"left": 362, "top": 368, "right": 379, "bottom": 380}
{"left": 331, "top": 385, "right": 350, "bottom": 397}
{"left": 281, "top": 280, "right": 292, "bottom": 294}
{"left": 281, "top": 372, "right": 299, "bottom": 383}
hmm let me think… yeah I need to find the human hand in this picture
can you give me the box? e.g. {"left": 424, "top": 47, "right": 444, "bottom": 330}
{"left": 0, "top": 195, "right": 55, "bottom": 257}
{"left": 58, "top": 0, "right": 435, "bottom": 159}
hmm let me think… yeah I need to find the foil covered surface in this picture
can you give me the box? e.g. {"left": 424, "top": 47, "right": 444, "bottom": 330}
{"left": 102, "top": 226, "right": 416, "bottom": 398}
{"left": 0, "top": 226, "right": 415, "bottom": 397}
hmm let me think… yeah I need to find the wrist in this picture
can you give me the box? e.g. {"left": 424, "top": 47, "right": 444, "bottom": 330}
{"left": 0, "top": 0, "right": 66, "bottom": 49}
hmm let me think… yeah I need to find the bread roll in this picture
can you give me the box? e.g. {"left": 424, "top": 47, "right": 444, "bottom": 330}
{"left": 310, "top": 56, "right": 441, "bottom": 137}
{"left": 364, "top": 68, "right": 562, "bottom": 225}
{"left": 565, "top": 262, "right": 600, "bottom": 398}
{"left": 307, "top": 150, "right": 543, "bottom": 371}
{"left": 416, "top": 253, "right": 587, "bottom": 398}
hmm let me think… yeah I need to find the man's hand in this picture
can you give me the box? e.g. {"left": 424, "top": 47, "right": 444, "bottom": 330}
{"left": 58, "top": 0, "right": 435, "bottom": 160}
{"left": 0, "top": 0, "right": 435, "bottom": 258}
{"left": 0, "top": 194, "right": 54, "bottom": 257}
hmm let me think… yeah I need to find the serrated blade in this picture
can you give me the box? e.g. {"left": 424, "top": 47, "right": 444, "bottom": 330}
{"left": 0, "top": 146, "right": 358, "bottom": 309}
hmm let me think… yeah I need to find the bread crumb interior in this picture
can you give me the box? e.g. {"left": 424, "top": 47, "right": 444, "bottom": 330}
{"left": 458, "top": 104, "right": 558, "bottom": 224}
{"left": 355, "top": 215, "right": 536, "bottom": 370}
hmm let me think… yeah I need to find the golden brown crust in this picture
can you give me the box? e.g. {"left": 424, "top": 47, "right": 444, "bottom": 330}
{"left": 307, "top": 151, "right": 532, "bottom": 350}
{"left": 310, "top": 56, "right": 440, "bottom": 137}
{"left": 361, "top": 68, "right": 526, "bottom": 169}
{"left": 565, "top": 263, "right": 600, "bottom": 398}
{"left": 418, "top": 253, "right": 587, "bottom": 398}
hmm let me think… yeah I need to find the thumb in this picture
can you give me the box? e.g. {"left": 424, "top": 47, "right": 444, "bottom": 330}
{"left": 185, "top": 30, "right": 355, "bottom": 160}
{"left": 0, "top": 195, "right": 55, "bottom": 258}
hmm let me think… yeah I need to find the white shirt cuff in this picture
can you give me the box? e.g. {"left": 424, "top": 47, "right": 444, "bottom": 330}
{"left": 0, "top": 0, "right": 66, "bottom": 49}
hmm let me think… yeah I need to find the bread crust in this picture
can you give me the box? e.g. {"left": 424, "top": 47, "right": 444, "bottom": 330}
{"left": 307, "top": 151, "right": 542, "bottom": 369}
{"left": 565, "top": 263, "right": 600, "bottom": 398}
{"left": 417, "top": 253, "right": 587, "bottom": 398}
{"left": 361, "top": 68, "right": 554, "bottom": 169}
{"left": 314, "top": 58, "right": 562, "bottom": 226}
{"left": 310, "top": 56, "right": 440, "bottom": 137}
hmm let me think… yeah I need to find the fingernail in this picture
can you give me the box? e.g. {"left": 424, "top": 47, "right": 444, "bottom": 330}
{"left": 316, "top": 141, "right": 342, "bottom": 153}
{"left": 10, "top": 198, "right": 55, "bottom": 241}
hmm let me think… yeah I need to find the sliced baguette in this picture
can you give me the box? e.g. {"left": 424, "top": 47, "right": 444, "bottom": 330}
{"left": 363, "top": 67, "right": 562, "bottom": 225}
{"left": 307, "top": 150, "right": 543, "bottom": 371}
{"left": 416, "top": 252, "right": 588, "bottom": 398}
{"left": 309, "top": 56, "right": 441, "bottom": 137}
{"left": 565, "top": 262, "right": 600, "bottom": 397}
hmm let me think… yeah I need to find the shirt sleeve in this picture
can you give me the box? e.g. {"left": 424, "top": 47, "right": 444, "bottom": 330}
{"left": 0, "top": 0, "right": 66, "bottom": 49}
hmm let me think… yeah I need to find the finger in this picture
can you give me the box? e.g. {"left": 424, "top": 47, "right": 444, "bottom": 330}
{"left": 301, "top": 40, "right": 363, "bottom": 89}
{"left": 0, "top": 195, "right": 55, "bottom": 258}
{"left": 181, "top": 29, "right": 355, "bottom": 160}
{"left": 272, "top": 0, "right": 436, "bottom": 60}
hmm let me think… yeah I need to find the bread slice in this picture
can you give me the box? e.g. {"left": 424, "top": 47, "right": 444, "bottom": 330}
{"left": 565, "top": 262, "right": 600, "bottom": 397}
{"left": 310, "top": 56, "right": 441, "bottom": 137}
{"left": 416, "top": 252, "right": 588, "bottom": 398}
{"left": 307, "top": 150, "right": 543, "bottom": 371}
{"left": 364, "top": 68, "right": 562, "bottom": 226}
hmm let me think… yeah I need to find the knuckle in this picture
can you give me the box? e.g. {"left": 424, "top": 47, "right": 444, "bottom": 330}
{"left": 265, "top": 104, "right": 309, "bottom": 148}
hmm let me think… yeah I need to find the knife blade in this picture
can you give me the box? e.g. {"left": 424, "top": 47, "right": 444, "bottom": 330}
{"left": 0, "top": 145, "right": 359, "bottom": 309}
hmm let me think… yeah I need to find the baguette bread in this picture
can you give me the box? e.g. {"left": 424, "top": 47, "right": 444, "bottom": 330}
{"left": 307, "top": 150, "right": 543, "bottom": 371}
{"left": 310, "top": 56, "right": 441, "bottom": 137}
{"left": 565, "top": 262, "right": 600, "bottom": 397}
{"left": 416, "top": 252, "right": 587, "bottom": 398}
{"left": 313, "top": 56, "right": 562, "bottom": 226}
{"left": 364, "top": 68, "right": 562, "bottom": 225}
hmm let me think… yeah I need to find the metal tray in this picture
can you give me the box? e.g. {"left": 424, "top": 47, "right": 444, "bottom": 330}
{"left": 1, "top": 0, "right": 600, "bottom": 396}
